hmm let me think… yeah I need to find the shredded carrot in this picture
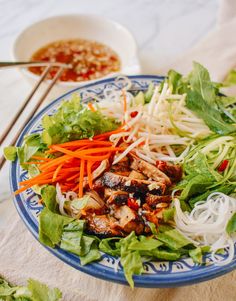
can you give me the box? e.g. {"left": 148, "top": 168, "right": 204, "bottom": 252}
{"left": 93, "top": 126, "right": 125, "bottom": 140}
{"left": 31, "top": 156, "right": 52, "bottom": 161}
{"left": 51, "top": 145, "right": 124, "bottom": 157}
{"left": 66, "top": 172, "right": 80, "bottom": 182}
{"left": 14, "top": 184, "right": 31, "bottom": 195}
{"left": 52, "top": 164, "right": 63, "bottom": 182}
{"left": 23, "top": 161, "right": 46, "bottom": 165}
{"left": 79, "top": 159, "right": 85, "bottom": 197}
{"left": 15, "top": 128, "right": 128, "bottom": 196}
{"left": 87, "top": 161, "right": 93, "bottom": 189}
{"left": 122, "top": 89, "right": 127, "bottom": 113}
{"left": 88, "top": 102, "right": 96, "bottom": 112}
{"left": 49, "top": 140, "right": 112, "bottom": 149}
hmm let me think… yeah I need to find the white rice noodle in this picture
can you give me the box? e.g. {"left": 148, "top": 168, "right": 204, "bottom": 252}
{"left": 112, "top": 137, "right": 145, "bottom": 165}
{"left": 135, "top": 150, "right": 156, "bottom": 164}
{"left": 83, "top": 160, "right": 109, "bottom": 185}
{"left": 174, "top": 192, "right": 236, "bottom": 265}
{"left": 56, "top": 183, "right": 68, "bottom": 216}
{"left": 125, "top": 123, "right": 140, "bottom": 143}
{"left": 109, "top": 132, "right": 130, "bottom": 142}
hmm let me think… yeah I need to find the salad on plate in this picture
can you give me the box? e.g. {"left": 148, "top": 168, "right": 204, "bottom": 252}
{"left": 5, "top": 62, "right": 236, "bottom": 287}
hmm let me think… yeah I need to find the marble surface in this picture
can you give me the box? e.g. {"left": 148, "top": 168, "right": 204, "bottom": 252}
{"left": 0, "top": 0, "right": 219, "bottom": 227}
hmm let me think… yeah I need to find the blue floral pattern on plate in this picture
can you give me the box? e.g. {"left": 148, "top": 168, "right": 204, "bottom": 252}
{"left": 10, "top": 76, "right": 236, "bottom": 287}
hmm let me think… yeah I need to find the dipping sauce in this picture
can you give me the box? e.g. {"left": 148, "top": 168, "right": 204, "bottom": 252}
{"left": 29, "top": 39, "right": 121, "bottom": 82}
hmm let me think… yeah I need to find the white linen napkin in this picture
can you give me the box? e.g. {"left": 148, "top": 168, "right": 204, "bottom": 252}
{"left": 1, "top": 1, "right": 236, "bottom": 300}
{"left": 158, "top": 0, "right": 236, "bottom": 82}
{"left": 1, "top": 211, "right": 236, "bottom": 301}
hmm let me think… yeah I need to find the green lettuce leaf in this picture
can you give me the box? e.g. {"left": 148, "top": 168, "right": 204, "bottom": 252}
{"left": 60, "top": 220, "right": 86, "bottom": 256}
{"left": 3, "top": 146, "right": 17, "bottom": 161}
{"left": 128, "top": 236, "right": 162, "bottom": 251}
{"left": 119, "top": 232, "right": 143, "bottom": 288}
{"left": 41, "top": 186, "right": 58, "bottom": 213}
{"left": 189, "top": 247, "right": 203, "bottom": 264}
{"left": 149, "top": 248, "right": 181, "bottom": 261}
{"left": 80, "top": 246, "right": 101, "bottom": 265}
{"left": 157, "top": 229, "right": 192, "bottom": 250}
{"left": 99, "top": 237, "right": 121, "bottom": 256}
{"left": 163, "top": 207, "right": 175, "bottom": 222}
{"left": 39, "top": 207, "right": 73, "bottom": 248}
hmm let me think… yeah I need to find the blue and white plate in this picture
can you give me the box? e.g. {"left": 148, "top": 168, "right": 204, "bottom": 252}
{"left": 10, "top": 76, "right": 236, "bottom": 287}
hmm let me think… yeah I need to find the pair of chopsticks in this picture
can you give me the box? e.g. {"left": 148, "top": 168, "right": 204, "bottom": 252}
{"left": 0, "top": 61, "right": 71, "bottom": 170}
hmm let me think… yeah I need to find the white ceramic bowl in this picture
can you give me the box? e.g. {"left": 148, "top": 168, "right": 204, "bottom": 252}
{"left": 13, "top": 14, "right": 141, "bottom": 95}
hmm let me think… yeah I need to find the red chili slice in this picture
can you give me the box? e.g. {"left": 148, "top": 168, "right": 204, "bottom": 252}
{"left": 218, "top": 160, "right": 229, "bottom": 172}
{"left": 156, "top": 160, "right": 167, "bottom": 170}
{"left": 127, "top": 198, "right": 139, "bottom": 211}
{"left": 130, "top": 111, "right": 138, "bottom": 118}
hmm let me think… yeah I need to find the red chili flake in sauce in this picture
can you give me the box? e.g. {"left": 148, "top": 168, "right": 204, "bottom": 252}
{"left": 218, "top": 160, "right": 229, "bottom": 172}
{"left": 156, "top": 160, "right": 167, "bottom": 171}
{"left": 29, "top": 39, "right": 121, "bottom": 82}
{"left": 127, "top": 198, "right": 139, "bottom": 211}
{"left": 130, "top": 111, "right": 138, "bottom": 118}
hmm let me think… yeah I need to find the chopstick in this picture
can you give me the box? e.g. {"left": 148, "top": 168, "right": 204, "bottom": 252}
{"left": 0, "top": 61, "right": 71, "bottom": 69}
{"left": 0, "top": 65, "right": 65, "bottom": 170}
{"left": 0, "top": 65, "right": 51, "bottom": 145}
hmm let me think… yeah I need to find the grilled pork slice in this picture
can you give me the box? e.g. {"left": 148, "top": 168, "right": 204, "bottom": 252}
{"left": 128, "top": 170, "right": 146, "bottom": 180}
{"left": 114, "top": 205, "right": 144, "bottom": 234}
{"left": 130, "top": 155, "right": 172, "bottom": 186}
{"left": 146, "top": 194, "right": 171, "bottom": 208}
{"left": 110, "top": 156, "right": 131, "bottom": 176}
{"left": 102, "top": 172, "right": 166, "bottom": 195}
{"left": 105, "top": 189, "right": 129, "bottom": 205}
{"left": 156, "top": 161, "right": 182, "bottom": 182}
{"left": 85, "top": 214, "right": 122, "bottom": 236}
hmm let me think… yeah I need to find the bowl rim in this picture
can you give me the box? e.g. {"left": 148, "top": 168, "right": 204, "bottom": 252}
{"left": 12, "top": 13, "right": 140, "bottom": 87}
{"left": 10, "top": 74, "right": 236, "bottom": 287}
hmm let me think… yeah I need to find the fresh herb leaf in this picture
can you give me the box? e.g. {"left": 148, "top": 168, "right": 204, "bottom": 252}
{"left": 189, "top": 184, "right": 236, "bottom": 208}
{"left": 27, "top": 279, "right": 62, "bottom": 301}
{"left": 189, "top": 61, "right": 216, "bottom": 105}
{"left": 226, "top": 212, "right": 236, "bottom": 235}
{"left": 0, "top": 277, "right": 17, "bottom": 296}
{"left": 41, "top": 94, "right": 118, "bottom": 146}
{"left": 0, "top": 277, "right": 62, "bottom": 301}
{"left": 223, "top": 69, "right": 236, "bottom": 86}
{"left": 144, "top": 83, "right": 154, "bottom": 103}
{"left": 186, "top": 90, "right": 236, "bottom": 135}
